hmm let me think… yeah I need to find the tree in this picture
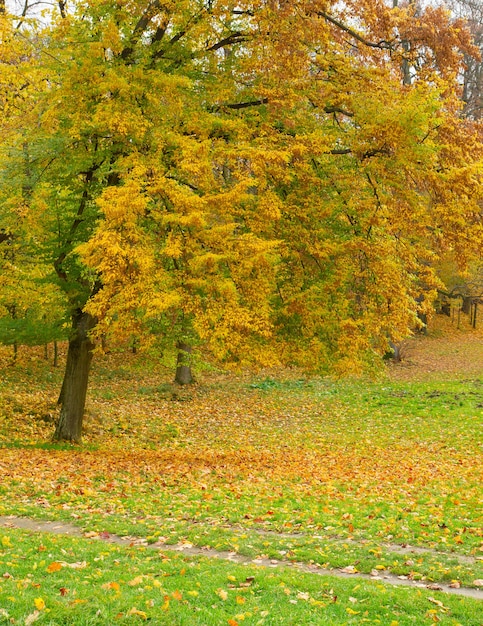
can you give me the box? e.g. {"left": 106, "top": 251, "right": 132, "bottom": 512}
{"left": 447, "top": 0, "right": 483, "bottom": 120}
{"left": 0, "top": 0, "right": 482, "bottom": 440}
{"left": 1, "top": 0, "right": 280, "bottom": 440}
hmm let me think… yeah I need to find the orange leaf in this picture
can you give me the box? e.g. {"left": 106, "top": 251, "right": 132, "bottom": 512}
{"left": 47, "top": 562, "right": 63, "bottom": 573}
{"left": 228, "top": 621, "right": 239, "bottom": 626}
{"left": 172, "top": 590, "right": 182, "bottom": 601}
{"left": 102, "top": 582, "right": 120, "bottom": 591}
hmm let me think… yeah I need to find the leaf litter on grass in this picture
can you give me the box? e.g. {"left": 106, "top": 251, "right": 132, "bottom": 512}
{"left": 0, "top": 316, "right": 482, "bottom": 615}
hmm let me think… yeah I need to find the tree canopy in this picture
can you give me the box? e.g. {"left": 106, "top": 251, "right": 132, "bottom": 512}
{"left": 1, "top": 0, "right": 482, "bottom": 439}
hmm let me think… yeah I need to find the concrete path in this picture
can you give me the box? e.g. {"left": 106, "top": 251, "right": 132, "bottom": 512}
{"left": 1, "top": 515, "right": 482, "bottom": 601}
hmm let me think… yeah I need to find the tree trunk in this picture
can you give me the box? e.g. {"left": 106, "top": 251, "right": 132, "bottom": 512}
{"left": 389, "top": 341, "right": 401, "bottom": 362}
{"left": 54, "top": 310, "right": 96, "bottom": 442}
{"left": 174, "top": 341, "right": 194, "bottom": 385}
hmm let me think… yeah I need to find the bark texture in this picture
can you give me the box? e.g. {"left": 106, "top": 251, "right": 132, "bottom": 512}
{"left": 174, "top": 341, "right": 194, "bottom": 385}
{"left": 54, "top": 310, "right": 96, "bottom": 442}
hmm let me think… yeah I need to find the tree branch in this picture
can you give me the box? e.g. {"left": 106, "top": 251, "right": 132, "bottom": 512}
{"left": 323, "top": 105, "right": 354, "bottom": 117}
{"left": 0, "top": 231, "right": 12, "bottom": 243}
{"left": 54, "top": 167, "right": 99, "bottom": 283}
{"left": 316, "top": 10, "right": 394, "bottom": 50}
{"left": 215, "top": 98, "right": 268, "bottom": 110}
{"left": 206, "top": 32, "right": 247, "bottom": 51}
{"left": 330, "top": 148, "right": 351, "bottom": 154}
{"left": 121, "top": 0, "right": 166, "bottom": 61}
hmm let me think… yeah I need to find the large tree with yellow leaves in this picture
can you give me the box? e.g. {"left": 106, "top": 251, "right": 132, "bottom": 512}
{"left": 1, "top": 0, "right": 482, "bottom": 440}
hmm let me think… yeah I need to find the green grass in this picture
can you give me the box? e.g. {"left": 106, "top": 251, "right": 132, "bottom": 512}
{"left": 0, "top": 528, "right": 481, "bottom": 625}
{"left": 0, "top": 331, "right": 482, "bottom": 623}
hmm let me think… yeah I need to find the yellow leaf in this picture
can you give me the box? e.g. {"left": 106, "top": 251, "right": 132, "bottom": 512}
{"left": 1, "top": 536, "right": 12, "bottom": 547}
{"left": 236, "top": 596, "right": 246, "bottom": 604}
{"left": 162, "top": 596, "right": 170, "bottom": 611}
{"left": 127, "top": 607, "right": 147, "bottom": 620}
{"left": 346, "top": 607, "right": 360, "bottom": 615}
{"left": 33, "top": 598, "right": 45, "bottom": 611}
{"left": 187, "top": 590, "right": 199, "bottom": 597}
{"left": 217, "top": 589, "right": 228, "bottom": 601}
{"left": 428, "top": 597, "right": 449, "bottom": 611}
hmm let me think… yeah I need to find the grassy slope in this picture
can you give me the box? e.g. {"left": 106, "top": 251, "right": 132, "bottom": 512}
{"left": 0, "top": 314, "right": 482, "bottom": 624}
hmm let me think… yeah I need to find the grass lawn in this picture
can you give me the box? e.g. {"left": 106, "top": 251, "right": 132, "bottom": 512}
{"left": 0, "top": 316, "right": 482, "bottom": 624}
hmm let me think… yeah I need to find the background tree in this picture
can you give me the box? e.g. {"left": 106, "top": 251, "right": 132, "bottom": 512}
{"left": 447, "top": 0, "right": 483, "bottom": 120}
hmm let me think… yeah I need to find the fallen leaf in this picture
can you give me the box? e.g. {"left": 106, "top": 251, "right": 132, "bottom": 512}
{"left": 102, "top": 582, "right": 120, "bottom": 591}
{"left": 297, "top": 592, "right": 310, "bottom": 601}
{"left": 46, "top": 562, "right": 63, "bottom": 573}
{"left": 24, "top": 611, "right": 41, "bottom": 625}
{"left": 127, "top": 607, "right": 147, "bottom": 620}
{"left": 217, "top": 589, "right": 228, "bottom": 601}
{"left": 33, "top": 598, "right": 45, "bottom": 611}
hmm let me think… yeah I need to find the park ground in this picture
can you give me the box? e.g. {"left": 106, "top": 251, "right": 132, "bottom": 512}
{"left": 0, "top": 314, "right": 482, "bottom": 625}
